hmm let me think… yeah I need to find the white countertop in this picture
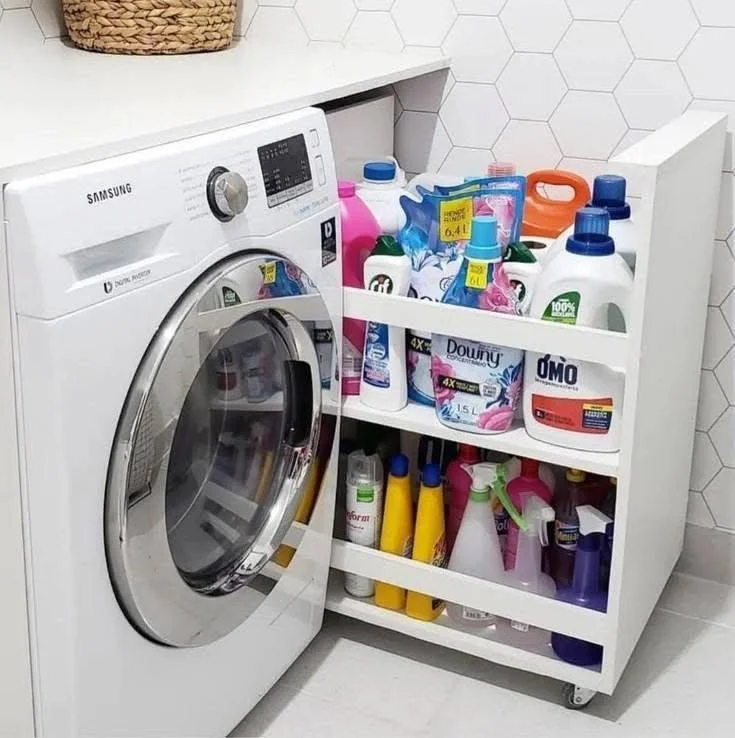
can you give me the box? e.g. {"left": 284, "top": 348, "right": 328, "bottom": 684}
{"left": 1, "top": 38, "right": 448, "bottom": 182}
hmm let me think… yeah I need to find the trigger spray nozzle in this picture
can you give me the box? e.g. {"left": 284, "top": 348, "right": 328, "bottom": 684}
{"left": 521, "top": 494, "right": 556, "bottom": 546}
{"left": 469, "top": 462, "right": 528, "bottom": 532}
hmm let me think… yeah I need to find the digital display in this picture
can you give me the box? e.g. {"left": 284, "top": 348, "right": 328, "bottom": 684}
{"left": 258, "top": 134, "right": 313, "bottom": 208}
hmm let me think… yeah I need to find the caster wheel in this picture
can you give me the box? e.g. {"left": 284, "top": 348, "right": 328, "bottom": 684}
{"left": 562, "top": 682, "right": 597, "bottom": 710}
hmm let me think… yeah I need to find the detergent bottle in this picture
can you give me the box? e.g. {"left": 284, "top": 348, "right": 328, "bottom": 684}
{"left": 446, "top": 462, "right": 526, "bottom": 627}
{"left": 521, "top": 170, "right": 591, "bottom": 265}
{"left": 503, "top": 458, "right": 553, "bottom": 570}
{"left": 506, "top": 494, "right": 556, "bottom": 646}
{"left": 375, "top": 454, "right": 414, "bottom": 611}
{"left": 445, "top": 443, "right": 480, "bottom": 554}
{"left": 356, "top": 158, "right": 410, "bottom": 236}
{"left": 339, "top": 180, "right": 381, "bottom": 396}
{"left": 552, "top": 505, "right": 612, "bottom": 666}
{"left": 523, "top": 208, "right": 632, "bottom": 453}
{"left": 432, "top": 216, "right": 524, "bottom": 434}
{"left": 406, "top": 464, "right": 446, "bottom": 621}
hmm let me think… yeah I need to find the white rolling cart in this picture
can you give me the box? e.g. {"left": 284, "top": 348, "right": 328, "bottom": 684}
{"left": 324, "top": 111, "right": 728, "bottom": 708}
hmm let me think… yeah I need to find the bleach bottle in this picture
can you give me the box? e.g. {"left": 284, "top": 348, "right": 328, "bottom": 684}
{"left": 356, "top": 158, "right": 410, "bottom": 236}
{"left": 523, "top": 208, "right": 632, "bottom": 453}
{"left": 432, "top": 216, "right": 524, "bottom": 434}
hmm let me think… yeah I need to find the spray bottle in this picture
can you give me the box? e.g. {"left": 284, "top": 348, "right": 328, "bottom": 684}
{"left": 551, "top": 505, "right": 612, "bottom": 666}
{"left": 446, "top": 462, "right": 526, "bottom": 628}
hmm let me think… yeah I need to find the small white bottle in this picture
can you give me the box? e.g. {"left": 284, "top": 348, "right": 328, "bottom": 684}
{"left": 355, "top": 158, "right": 410, "bottom": 236}
{"left": 344, "top": 450, "right": 384, "bottom": 597}
{"left": 360, "top": 236, "right": 411, "bottom": 412}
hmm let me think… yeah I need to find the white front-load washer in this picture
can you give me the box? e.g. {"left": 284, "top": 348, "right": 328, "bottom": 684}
{"left": 3, "top": 107, "right": 342, "bottom": 736}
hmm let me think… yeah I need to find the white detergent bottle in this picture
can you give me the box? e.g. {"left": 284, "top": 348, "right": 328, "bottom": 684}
{"left": 356, "top": 158, "right": 410, "bottom": 236}
{"left": 446, "top": 463, "right": 525, "bottom": 628}
{"left": 505, "top": 494, "right": 557, "bottom": 648}
{"left": 360, "top": 236, "right": 411, "bottom": 411}
{"left": 524, "top": 208, "right": 633, "bottom": 453}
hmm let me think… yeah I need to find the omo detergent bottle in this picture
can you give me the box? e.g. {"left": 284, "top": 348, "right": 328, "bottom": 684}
{"left": 431, "top": 216, "right": 524, "bottom": 434}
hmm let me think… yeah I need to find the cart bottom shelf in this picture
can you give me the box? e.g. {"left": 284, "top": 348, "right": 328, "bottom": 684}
{"left": 325, "top": 571, "right": 603, "bottom": 691}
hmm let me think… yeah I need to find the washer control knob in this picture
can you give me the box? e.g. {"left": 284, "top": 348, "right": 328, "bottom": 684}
{"left": 207, "top": 167, "right": 249, "bottom": 221}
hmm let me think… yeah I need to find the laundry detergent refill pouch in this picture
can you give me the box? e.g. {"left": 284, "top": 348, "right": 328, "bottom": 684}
{"left": 431, "top": 216, "right": 524, "bottom": 434}
{"left": 400, "top": 180, "right": 525, "bottom": 407}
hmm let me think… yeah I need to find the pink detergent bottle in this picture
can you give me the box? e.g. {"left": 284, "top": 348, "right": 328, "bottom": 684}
{"left": 445, "top": 444, "right": 480, "bottom": 555}
{"left": 339, "top": 180, "right": 382, "bottom": 395}
{"left": 504, "top": 458, "right": 553, "bottom": 570}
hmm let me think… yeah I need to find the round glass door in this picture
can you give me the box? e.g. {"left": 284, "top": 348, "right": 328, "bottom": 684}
{"left": 105, "top": 254, "right": 333, "bottom": 647}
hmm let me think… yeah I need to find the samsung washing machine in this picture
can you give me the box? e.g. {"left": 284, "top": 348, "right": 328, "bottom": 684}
{"left": 4, "top": 108, "right": 342, "bottom": 736}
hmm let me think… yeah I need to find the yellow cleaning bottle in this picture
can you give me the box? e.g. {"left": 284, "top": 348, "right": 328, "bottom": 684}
{"left": 375, "top": 454, "right": 414, "bottom": 611}
{"left": 405, "top": 463, "right": 446, "bottom": 621}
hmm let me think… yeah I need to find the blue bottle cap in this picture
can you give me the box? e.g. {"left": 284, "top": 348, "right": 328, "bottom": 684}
{"left": 466, "top": 216, "right": 502, "bottom": 261}
{"left": 566, "top": 233, "right": 615, "bottom": 256}
{"left": 390, "top": 453, "right": 409, "bottom": 477}
{"left": 574, "top": 207, "right": 610, "bottom": 237}
{"left": 363, "top": 161, "right": 397, "bottom": 182}
{"left": 422, "top": 463, "right": 441, "bottom": 487}
{"left": 591, "top": 174, "right": 631, "bottom": 220}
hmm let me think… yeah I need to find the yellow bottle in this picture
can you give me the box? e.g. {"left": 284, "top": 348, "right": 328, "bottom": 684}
{"left": 405, "top": 463, "right": 446, "bottom": 621}
{"left": 375, "top": 454, "right": 414, "bottom": 611}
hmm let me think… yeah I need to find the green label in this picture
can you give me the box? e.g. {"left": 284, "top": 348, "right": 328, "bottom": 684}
{"left": 356, "top": 486, "right": 375, "bottom": 503}
{"left": 543, "top": 291, "right": 580, "bottom": 325}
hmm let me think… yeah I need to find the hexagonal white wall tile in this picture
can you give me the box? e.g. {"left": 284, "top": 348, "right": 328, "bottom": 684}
{"left": 714, "top": 345, "right": 735, "bottom": 404}
{"left": 392, "top": 0, "right": 456, "bottom": 46}
{"left": 717, "top": 173, "right": 735, "bottom": 241}
{"left": 721, "top": 288, "right": 735, "bottom": 335}
{"left": 621, "top": 0, "right": 698, "bottom": 61}
{"left": 32, "top": 0, "right": 64, "bottom": 37}
{"left": 454, "top": 0, "right": 506, "bottom": 14}
{"left": 493, "top": 121, "right": 561, "bottom": 174}
{"left": 710, "top": 241, "right": 735, "bottom": 306}
{"left": 710, "top": 406, "right": 735, "bottom": 467}
{"left": 697, "top": 370, "right": 728, "bottom": 431}
{"left": 687, "top": 491, "right": 715, "bottom": 528}
{"left": 500, "top": 0, "right": 571, "bottom": 53}
{"left": 703, "top": 468, "right": 735, "bottom": 530}
{"left": 394, "top": 69, "right": 454, "bottom": 113}
{"left": 259, "top": 0, "right": 297, "bottom": 6}
{"left": 235, "top": 0, "right": 257, "bottom": 35}
{"left": 558, "top": 156, "right": 609, "bottom": 186}
{"left": 1, "top": 5, "right": 43, "bottom": 48}
{"left": 555, "top": 21, "right": 632, "bottom": 92}
{"left": 440, "top": 147, "right": 493, "bottom": 177}
{"left": 615, "top": 61, "right": 691, "bottom": 131}
{"left": 611, "top": 129, "right": 649, "bottom": 158}
{"left": 497, "top": 54, "right": 567, "bottom": 121}
{"left": 345, "top": 12, "right": 404, "bottom": 52}
{"left": 690, "top": 0, "right": 735, "bottom": 26}
{"left": 680, "top": 29, "right": 735, "bottom": 101}
{"left": 355, "top": 0, "right": 393, "bottom": 9}
{"left": 442, "top": 15, "right": 512, "bottom": 85}
{"left": 440, "top": 83, "right": 508, "bottom": 149}
{"left": 395, "top": 111, "right": 452, "bottom": 173}
{"left": 1, "top": 1, "right": 30, "bottom": 8}
{"left": 690, "top": 431, "right": 721, "bottom": 492}
{"left": 703, "top": 306, "right": 734, "bottom": 370}
{"left": 565, "top": 0, "right": 631, "bottom": 21}
{"left": 550, "top": 91, "right": 626, "bottom": 159}
{"left": 248, "top": 7, "right": 309, "bottom": 45}
{"left": 295, "top": 0, "right": 355, "bottom": 41}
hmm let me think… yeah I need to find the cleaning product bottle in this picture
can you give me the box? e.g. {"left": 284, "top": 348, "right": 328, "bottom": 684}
{"left": 344, "top": 450, "right": 384, "bottom": 597}
{"left": 375, "top": 454, "right": 414, "bottom": 611}
{"left": 520, "top": 170, "right": 591, "bottom": 264}
{"left": 504, "top": 458, "right": 554, "bottom": 570}
{"left": 432, "top": 216, "right": 524, "bottom": 434}
{"left": 340, "top": 180, "right": 382, "bottom": 396}
{"left": 356, "top": 158, "right": 410, "bottom": 236}
{"left": 405, "top": 464, "right": 446, "bottom": 621}
{"left": 523, "top": 208, "right": 633, "bottom": 453}
{"left": 506, "top": 494, "right": 556, "bottom": 644}
{"left": 360, "top": 236, "right": 411, "bottom": 411}
{"left": 445, "top": 444, "right": 480, "bottom": 554}
{"left": 488, "top": 161, "right": 516, "bottom": 177}
{"left": 552, "top": 468, "right": 592, "bottom": 587}
{"left": 552, "top": 505, "right": 612, "bottom": 666}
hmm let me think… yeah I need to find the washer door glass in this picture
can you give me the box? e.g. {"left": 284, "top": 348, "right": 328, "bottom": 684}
{"left": 105, "top": 254, "right": 334, "bottom": 647}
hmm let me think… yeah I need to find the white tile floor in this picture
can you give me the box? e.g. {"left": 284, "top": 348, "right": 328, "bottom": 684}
{"left": 232, "top": 573, "right": 735, "bottom": 738}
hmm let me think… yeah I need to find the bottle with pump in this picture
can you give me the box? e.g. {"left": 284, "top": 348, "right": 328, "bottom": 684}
{"left": 506, "top": 494, "right": 556, "bottom": 645}
{"left": 552, "top": 505, "right": 613, "bottom": 666}
{"left": 375, "top": 454, "right": 414, "bottom": 611}
{"left": 445, "top": 444, "right": 480, "bottom": 554}
{"left": 406, "top": 464, "right": 446, "bottom": 622}
{"left": 360, "top": 236, "right": 411, "bottom": 412}
{"left": 446, "top": 462, "right": 526, "bottom": 628}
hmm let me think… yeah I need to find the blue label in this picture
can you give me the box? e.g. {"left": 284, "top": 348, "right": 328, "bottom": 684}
{"left": 363, "top": 321, "right": 390, "bottom": 388}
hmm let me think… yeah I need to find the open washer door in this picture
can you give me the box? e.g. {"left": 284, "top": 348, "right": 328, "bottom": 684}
{"left": 105, "top": 253, "right": 333, "bottom": 648}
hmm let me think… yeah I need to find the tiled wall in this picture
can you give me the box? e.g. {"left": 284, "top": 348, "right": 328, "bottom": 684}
{"left": 2, "top": 1, "right": 734, "bottom": 561}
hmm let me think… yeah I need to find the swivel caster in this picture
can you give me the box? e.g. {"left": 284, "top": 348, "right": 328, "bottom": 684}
{"left": 561, "top": 682, "right": 597, "bottom": 710}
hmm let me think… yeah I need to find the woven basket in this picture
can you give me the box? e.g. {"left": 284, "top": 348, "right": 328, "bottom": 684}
{"left": 62, "top": 0, "right": 238, "bottom": 55}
